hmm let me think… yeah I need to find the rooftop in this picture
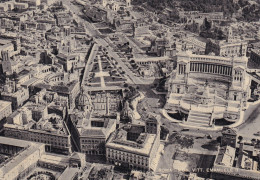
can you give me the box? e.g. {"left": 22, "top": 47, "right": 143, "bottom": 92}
{"left": 0, "top": 137, "right": 44, "bottom": 176}
{"left": 70, "top": 111, "right": 116, "bottom": 138}
{"left": 215, "top": 145, "right": 236, "bottom": 167}
{"left": 0, "top": 136, "right": 33, "bottom": 148}
{"left": 106, "top": 128, "right": 156, "bottom": 156}
{"left": 5, "top": 112, "right": 70, "bottom": 136}
{"left": 0, "top": 100, "right": 11, "bottom": 112}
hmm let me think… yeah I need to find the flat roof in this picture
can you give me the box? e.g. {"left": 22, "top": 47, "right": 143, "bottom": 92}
{"left": 58, "top": 167, "right": 78, "bottom": 180}
{"left": 0, "top": 136, "right": 33, "bottom": 148}
{"left": 0, "top": 100, "right": 11, "bottom": 112}
{"left": 40, "top": 154, "right": 69, "bottom": 165}
{"left": 106, "top": 134, "right": 156, "bottom": 156}
{"left": 0, "top": 138, "right": 44, "bottom": 175}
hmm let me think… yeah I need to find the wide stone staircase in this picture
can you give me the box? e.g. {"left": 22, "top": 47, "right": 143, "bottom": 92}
{"left": 187, "top": 110, "right": 212, "bottom": 127}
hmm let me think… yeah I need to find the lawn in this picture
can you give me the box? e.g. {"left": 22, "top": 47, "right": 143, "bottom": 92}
{"left": 104, "top": 76, "right": 126, "bottom": 82}
{"left": 89, "top": 77, "right": 101, "bottom": 83}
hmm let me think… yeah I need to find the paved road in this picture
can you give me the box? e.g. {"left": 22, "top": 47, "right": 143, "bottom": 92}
{"left": 82, "top": 43, "right": 99, "bottom": 87}
{"left": 237, "top": 102, "right": 260, "bottom": 140}
{"left": 117, "top": 33, "right": 147, "bottom": 59}
{"left": 63, "top": 0, "right": 100, "bottom": 37}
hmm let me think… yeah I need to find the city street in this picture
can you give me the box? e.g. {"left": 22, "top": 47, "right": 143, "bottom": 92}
{"left": 117, "top": 33, "right": 147, "bottom": 59}
{"left": 237, "top": 101, "right": 260, "bottom": 140}
{"left": 63, "top": 0, "right": 101, "bottom": 37}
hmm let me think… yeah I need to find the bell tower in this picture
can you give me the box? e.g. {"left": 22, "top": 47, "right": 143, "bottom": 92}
{"left": 227, "top": 27, "right": 233, "bottom": 43}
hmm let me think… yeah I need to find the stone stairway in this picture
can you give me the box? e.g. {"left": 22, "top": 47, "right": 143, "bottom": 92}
{"left": 187, "top": 110, "right": 212, "bottom": 127}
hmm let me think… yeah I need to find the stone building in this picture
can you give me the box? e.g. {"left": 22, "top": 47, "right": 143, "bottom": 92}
{"left": 89, "top": 90, "right": 123, "bottom": 116}
{"left": 68, "top": 88, "right": 117, "bottom": 155}
{"left": 221, "top": 127, "right": 237, "bottom": 148}
{"left": 1, "top": 79, "right": 30, "bottom": 110}
{"left": 0, "top": 100, "right": 12, "bottom": 129}
{"left": 4, "top": 111, "right": 72, "bottom": 154}
{"left": 205, "top": 28, "right": 247, "bottom": 57}
{"left": 0, "top": 136, "right": 86, "bottom": 180}
{"left": 105, "top": 114, "right": 161, "bottom": 171}
{"left": 165, "top": 51, "right": 251, "bottom": 127}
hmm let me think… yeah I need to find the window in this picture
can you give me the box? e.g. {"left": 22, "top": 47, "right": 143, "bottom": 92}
{"left": 234, "top": 95, "right": 237, "bottom": 101}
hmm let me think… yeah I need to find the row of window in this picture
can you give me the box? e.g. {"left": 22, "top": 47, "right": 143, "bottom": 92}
{"left": 82, "top": 144, "right": 99, "bottom": 149}
{"left": 108, "top": 154, "right": 148, "bottom": 166}
{"left": 107, "top": 149, "right": 148, "bottom": 161}
{"left": 220, "top": 49, "right": 246, "bottom": 56}
{"left": 5, "top": 130, "right": 70, "bottom": 147}
{"left": 81, "top": 139, "right": 103, "bottom": 143}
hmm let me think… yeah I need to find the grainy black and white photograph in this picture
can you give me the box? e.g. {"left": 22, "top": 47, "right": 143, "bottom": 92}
{"left": 0, "top": 0, "right": 260, "bottom": 179}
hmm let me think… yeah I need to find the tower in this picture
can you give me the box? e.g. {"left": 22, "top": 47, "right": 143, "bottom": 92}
{"left": 145, "top": 114, "right": 161, "bottom": 134}
{"left": 1, "top": 51, "right": 12, "bottom": 75}
{"left": 227, "top": 27, "right": 233, "bottom": 43}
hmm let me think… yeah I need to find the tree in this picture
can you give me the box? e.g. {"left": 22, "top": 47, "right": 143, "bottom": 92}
{"left": 217, "top": 28, "right": 225, "bottom": 40}
{"left": 204, "top": 18, "right": 211, "bottom": 31}
{"left": 238, "top": 136, "right": 243, "bottom": 143}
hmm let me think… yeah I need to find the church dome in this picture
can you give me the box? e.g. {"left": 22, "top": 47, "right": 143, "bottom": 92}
{"left": 75, "top": 89, "right": 92, "bottom": 111}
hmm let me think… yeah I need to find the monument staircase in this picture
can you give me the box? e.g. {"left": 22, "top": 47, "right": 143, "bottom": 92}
{"left": 187, "top": 110, "right": 212, "bottom": 127}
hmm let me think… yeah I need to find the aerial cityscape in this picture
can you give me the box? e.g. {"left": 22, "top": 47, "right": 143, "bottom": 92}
{"left": 1, "top": 0, "right": 260, "bottom": 179}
